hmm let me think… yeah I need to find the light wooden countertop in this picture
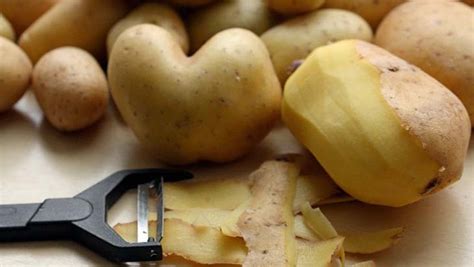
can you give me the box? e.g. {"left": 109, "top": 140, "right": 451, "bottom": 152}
{"left": 1, "top": 91, "right": 473, "bottom": 266}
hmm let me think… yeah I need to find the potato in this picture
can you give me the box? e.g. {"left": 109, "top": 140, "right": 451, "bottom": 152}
{"left": 375, "top": 1, "right": 474, "bottom": 126}
{"left": 0, "top": 0, "right": 59, "bottom": 34}
{"left": 0, "top": 37, "right": 32, "bottom": 112}
{"left": 32, "top": 47, "right": 108, "bottom": 131}
{"left": 266, "top": 0, "right": 325, "bottom": 15}
{"left": 0, "top": 13, "right": 14, "bottom": 40}
{"left": 107, "top": 3, "right": 188, "bottom": 55}
{"left": 167, "top": 0, "right": 214, "bottom": 7}
{"left": 282, "top": 40, "right": 471, "bottom": 207}
{"left": 261, "top": 9, "right": 373, "bottom": 84}
{"left": 188, "top": 0, "right": 277, "bottom": 52}
{"left": 323, "top": 0, "right": 405, "bottom": 28}
{"left": 108, "top": 25, "right": 281, "bottom": 165}
{"left": 18, "top": 0, "right": 128, "bottom": 63}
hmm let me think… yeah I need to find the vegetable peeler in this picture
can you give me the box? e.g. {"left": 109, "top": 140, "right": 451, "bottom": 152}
{"left": 0, "top": 168, "right": 193, "bottom": 262}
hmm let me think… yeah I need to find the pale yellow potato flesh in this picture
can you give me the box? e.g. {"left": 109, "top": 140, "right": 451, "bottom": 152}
{"left": 164, "top": 209, "right": 231, "bottom": 228}
{"left": 301, "top": 202, "right": 338, "bottom": 240}
{"left": 238, "top": 161, "right": 299, "bottom": 267}
{"left": 351, "top": 260, "right": 376, "bottom": 267}
{"left": 188, "top": 0, "right": 276, "bottom": 52}
{"left": 107, "top": 2, "right": 188, "bottom": 55}
{"left": 294, "top": 215, "right": 320, "bottom": 241}
{"left": 266, "top": 0, "right": 325, "bottom": 15}
{"left": 375, "top": 1, "right": 474, "bottom": 126}
{"left": 221, "top": 200, "right": 250, "bottom": 238}
{"left": 261, "top": 9, "right": 373, "bottom": 84}
{"left": 341, "top": 227, "right": 403, "bottom": 254}
{"left": 109, "top": 26, "right": 282, "bottom": 165}
{"left": 0, "top": 0, "right": 59, "bottom": 34}
{"left": 296, "top": 237, "right": 345, "bottom": 267}
{"left": 164, "top": 178, "right": 251, "bottom": 210}
{"left": 18, "top": 0, "right": 128, "bottom": 63}
{"left": 324, "top": 0, "right": 405, "bottom": 28}
{"left": 283, "top": 40, "right": 470, "bottom": 206}
{"left": 0, "top": 13, "right": 15, "bottom": 40}
{"left": 0, "top": 37, "right": 32, "bottom": 112}
{"left": 293, "top": 174, "right": 340, "bottom": 213}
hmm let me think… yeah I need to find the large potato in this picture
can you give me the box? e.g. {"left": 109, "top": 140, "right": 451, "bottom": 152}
{"left": 0, "top": 13, "right": 14, "bottom": 40}
{"left": 167, "top": 0, "right": 214, "bottom": 7}
{"left": 107, "top": 2, "right": 188, "bottom": 55}
{"left": 375, "top": 1, "right": 474, "bottom": 126}
{"left": 108, "top": 25, "right": 281, "bottom": 165}
{"left": 323, "top": 0, "right": 405, "bottom": 28}
{"left": 18, "top": 0, "right": 128, "bottom": 63}
{"left": 0, "top": 0, "right": 59, "bottom": 34}
{"left": 32, "top": 47, "right": 108, "bottom": 131}
{"left": 188, "top": 0, "right": 277, "bottom": 52}
{"left": 266, "top": 0, "right": 325, "bottom": 15}
{"left": 0, "top": 36, "right": 32, "bottom": 112}
{"left": 261, "top": 8, "right": 372, "bottom": 84}
{"left": 282, "top": 40, "right": 471, "bottom": 207}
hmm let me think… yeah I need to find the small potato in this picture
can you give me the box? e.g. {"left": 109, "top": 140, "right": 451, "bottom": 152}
{"left": 261, "top": 8, "right": 373, "bottom": 84}
{"left": 19, "top": 0, "right": 128, "bottom": 63}
{"left": 0, "top": 13, "right": 14, "bottom": 40}
{"left": 188, "top": 0, "right": 277, "bottom": 51}
{"left": 375, "top": 1, "right": 474, "bottom": 125}
{"left": 323, "top": 0, "right": 405, "bottom": 28}
{"left": 0, "top": 0, "right": 59, "bottom": 34}
{"left": 107, "top": 2, "right": 188, "bottom": 55}
{"left": 266, "top": 0, "right": 325, "bottom": 15}
{"left": 0, "top": 36, "right": 32, "bottom": 112}
{"left": 32, "top": 47, "right": 108, "bottom": 131}
{"left": 167, "top": 0, "right": 214, "bottom": 7}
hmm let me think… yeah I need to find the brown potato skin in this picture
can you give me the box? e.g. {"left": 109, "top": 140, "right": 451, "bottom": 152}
{"left": 167, "top": 0, "right": 214, "bottom": 6}
{"left": 324, "top": 0, "right": 405, "bottom": 28}
{"left": 0, "top": 36, "right": 32, "bottom": 112}
{"left": 0, "top": 0, "right": 59, "bottom": 34}
{"left": 375, "top": 1, "right": 474, "bottom": 126}
{"left": 32, "top": 47, "right": 108, "bottom": 131}
{"left": 356, "top": 41, "right": 471, "bottom": 194}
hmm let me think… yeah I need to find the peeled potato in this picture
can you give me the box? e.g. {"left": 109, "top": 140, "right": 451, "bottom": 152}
{"left": 32, "top": 47, "right": 108, "bottom": 131}
{"left": 261, "top": 8, "right": 373, "bottom": 84}
{"left": 283, "top": 40, "right": 471, "bottom": 207}
{"left": 0, "top": 36, "right": 32, "bottom": 112}
{"left": 107, "top": 2, "right": 188, "bottom": 55}
{"left": 375, "top": 1, "right": 474, "bottom": 126}
{"left": 0, "top": 13, "right": 15, "bottom": 40}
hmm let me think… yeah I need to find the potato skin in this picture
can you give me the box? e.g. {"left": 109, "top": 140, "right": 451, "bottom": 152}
{"left": 18, "top": 0, "right": 128, "bottom": 63}
{"left": 356, "top": 41, "right": 471, "bottom": 194}
{"left": 375, "top": 1, "right": 474, "bottom": 126}
{"left": 188, "top": 0, "right": 277, "bottom": 52}
{"left": 0, "top": 0, "right": 59, "bottom": 34}
{"left": 261, "top": 8, "right": 373, "bottom": 84}
{"left": 266, "top": 0, "right": 325, "bottom": 15}
{"left": 323, "top": 0, "right": 405, "bottom": 28}
{"left": 167, "top": 0, "right": 214, "bottom": 7}
{"left": 0, "top": 36, "right": 32, "bottom": 112}
{"left": 107, "top": 2, "right": 188, "bottom": 55}
{"left": 32, "top": 47, "right": 108, "bottom": 131}
{"left": 0, "top": 13, "right": 15, "bottom": 40}
{"left": 108, "top": 25, "right": 282, "bottom": 165}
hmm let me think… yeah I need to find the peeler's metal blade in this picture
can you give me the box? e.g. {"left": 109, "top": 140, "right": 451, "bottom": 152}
{"left": 137, "top": 183, "right": 149, "bottom": 243}
{"left": 155, "top": 176, "right": 164, "bottom": 243}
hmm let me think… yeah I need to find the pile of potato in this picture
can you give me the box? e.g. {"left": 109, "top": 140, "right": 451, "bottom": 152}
{"left": 0, "top": 0, "right": 473, "bottom": 265}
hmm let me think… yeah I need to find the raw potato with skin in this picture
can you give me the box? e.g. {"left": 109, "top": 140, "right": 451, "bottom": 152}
{"left": 18, "top": 0, "right": 129, "bottom": 63}
{"left": 0, "top": 0, "right": 59, "bottom": 34}
{"left": 167, "top": 0, "right": 214, "bottom": 7}
{"left": 107, "top": 2, "right": 188, "bottom": 55}
{"left": 0, "top": 37, "right": 32, "bottom": 112}
{"left": 375, "top": 1, "right": 474, "bottom": 126}
{"left": 32, "top": 47, "right": 108, "bottom": 131}
{"left": 261, "top": 8, "right": 373, "bottom": 84}
{"left": 108, "top": 25, "right": 282, "bottom": 165}
{"left": 266, "top": 0, "right": 325, "bottom": 15}
{"left": 283, "top": 40, "right": 471, "bottom": 207}
{"left": 323, "top": 0, "right": 405, "bottom": 28}
{"left": 188, "top": 0, "right": 277, "bottom": 52}
{"left": 0, "top": 13, "right": 14, "bottom": 40}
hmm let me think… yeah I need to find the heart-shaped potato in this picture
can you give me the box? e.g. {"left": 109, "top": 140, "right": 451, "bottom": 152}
{"left": 108, "top": 25, "right": 281, "bottom": 165}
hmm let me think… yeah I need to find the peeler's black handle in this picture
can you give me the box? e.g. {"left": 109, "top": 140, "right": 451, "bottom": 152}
{"left": 0, "top": 168, "right": 193, "bottom": 263}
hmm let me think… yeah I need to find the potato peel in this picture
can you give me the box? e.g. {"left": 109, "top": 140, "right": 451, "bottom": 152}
{"left": 301, "top": 202, "right": 338, "bottom": 240}
{"left": 294, "top": 215, "right": 319, "bottom": 241}
{"left": 351, "top": 260, "right": 377, "bottom": 267}
{"left": 164, "top": 208, "right": 231, "bottom": 228}
{"left": 342, "top": 227, "right": 404, "bottom": 254}
{"left": 296, "top": 237, "right": 345, "bottom": 267}
{"left": 221, "top": 199, "right": 250, "bottom": 238}
{"left": 164, "top": 178, "right": 251, "bottom": 210}
{"left": 293, "top": 174, "right": 341, "bottom": 213}
{"left": 238, "top": 160, "right": 300, "bottom": 267}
